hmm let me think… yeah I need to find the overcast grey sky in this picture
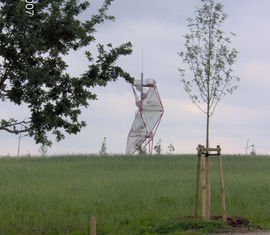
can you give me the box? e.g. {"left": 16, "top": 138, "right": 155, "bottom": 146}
{"left": 1, "top": 0, "right": 270, "bottom": 156}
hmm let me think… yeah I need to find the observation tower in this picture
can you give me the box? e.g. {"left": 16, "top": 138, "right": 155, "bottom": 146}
{"left": 126, "top": 77, "right": 164, "bottom": 155}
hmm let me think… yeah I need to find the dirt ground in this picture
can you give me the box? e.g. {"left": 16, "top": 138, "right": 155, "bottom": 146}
{"left": 173, "top": 216, "right": 269, "bottom": 234}
{"left": 212, "top": 232, "right": 270, "bottom": 234}
{"left": 210, "top": 216, "right": 269, "bottom": 234}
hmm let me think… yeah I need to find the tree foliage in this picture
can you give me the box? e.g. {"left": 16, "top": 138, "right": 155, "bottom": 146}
{"left": 99, "top": 137, "right": 107, "bottom": 155}
{"left": 154, "top": 139, "right": 162, "bottom": 155}
{"left": 167, "top": 143, "right": 175, "bottom": 154}
{"left": 179, "top": 0, "right": 239, "bottom": 147}
{"left": 0, "top": 0, "right": 133, "bottom": 146}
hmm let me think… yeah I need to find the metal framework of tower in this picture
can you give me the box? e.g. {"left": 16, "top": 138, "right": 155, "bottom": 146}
{"left": 126, "top": 78, "right": 164, "bottom": 155}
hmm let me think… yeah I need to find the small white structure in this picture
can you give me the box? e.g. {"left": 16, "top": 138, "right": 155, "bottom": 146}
{"left": 126, "top": 79, "right": 164, "bottom": 155}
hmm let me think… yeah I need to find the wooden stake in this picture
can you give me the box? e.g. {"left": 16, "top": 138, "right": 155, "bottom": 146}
{"left": 201, "top": 151, "right": 206, "bottom": 220}
{"left": 194, "top": 145, "right": 202, "bottom": 219}
{"left": 217, "top": 146, "right": 226, "bottom": 222}
{"left": 204, "top": 147, "right": 218, "bottom": 152}
{"left": 205, "top": 155, "right": 211, "bottom": 221}
{"left": 91, "top": 217, "right": 96, "bottom": 235}
{"left": 194, "top": 145, "right": 226, "bottom": 222}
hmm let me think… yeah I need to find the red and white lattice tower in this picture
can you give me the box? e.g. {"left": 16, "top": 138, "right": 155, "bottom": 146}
{"left": 126, "top": 79, "right": 164, "bottom": 155}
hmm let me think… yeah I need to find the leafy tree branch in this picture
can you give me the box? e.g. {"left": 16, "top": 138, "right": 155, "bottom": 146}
{"left": 0, "top": 0, "right": 133, "bottom": 146}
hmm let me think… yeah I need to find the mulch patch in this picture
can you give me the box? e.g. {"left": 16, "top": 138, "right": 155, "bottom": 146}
{"left": 212, "top": 216, "right": 251, "bottom": 227}
{"left": 172, "top": 216, "right": 262, "bottom": 233}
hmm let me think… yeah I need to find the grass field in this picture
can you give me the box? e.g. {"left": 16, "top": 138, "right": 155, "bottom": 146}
{"left": 0, "top": 155, "right": 270, "bottom": 234}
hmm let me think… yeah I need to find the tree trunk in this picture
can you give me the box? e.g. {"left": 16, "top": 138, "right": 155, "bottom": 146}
{"left": 205, "top": 17, "right": 212, "bottom": 220}
{"left": 205, "top": 111, "right": 210, "bottom": 220}
{"left": 206, "top": 112, "right": 209, "bottom": 149}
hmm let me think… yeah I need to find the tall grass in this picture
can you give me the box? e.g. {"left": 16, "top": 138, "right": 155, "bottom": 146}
{"left": 0, "top": 155, "right": 269, "bottom": 234}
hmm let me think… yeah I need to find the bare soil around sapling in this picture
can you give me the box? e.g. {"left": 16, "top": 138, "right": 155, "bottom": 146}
{"left": 172, "top": 215, "right": 263, "bottom": 234}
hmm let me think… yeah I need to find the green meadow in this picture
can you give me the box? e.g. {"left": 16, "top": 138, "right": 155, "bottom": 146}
{"left": 0, "top": 155, "right": 270, "bottom": 234}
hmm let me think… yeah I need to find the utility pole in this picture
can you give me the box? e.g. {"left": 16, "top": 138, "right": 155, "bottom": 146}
{"left": 17, "top": 130, "right": 27, "bottom": 157}
{"left": 140, "top": 49, "right": 144, "bottom": 106}
{"left": 18, "top": 132, "right": 22, "bottom": 157}
{"left": 245, "top": 138, "right": 249, "bottom": 155}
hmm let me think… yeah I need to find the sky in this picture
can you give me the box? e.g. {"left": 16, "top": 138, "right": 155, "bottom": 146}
{"left": 1, "top": 0, "right": 270, "bottom": 156}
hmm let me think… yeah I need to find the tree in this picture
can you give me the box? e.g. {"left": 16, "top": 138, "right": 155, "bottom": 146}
{"left": 167, "top": 143, "right": 175, "bottom": 154}
{"left": 179, "top": 0, "right": 239, "bottom": 148}
{"left": 0, "top": 0, "right": 133, "bottom": 146}
{"left": 135, "top": 143, "right": 147, "bottom": 155}
{"left": 99, "top": 137, "right": 107, "bottom": 155}
{"left": 154, "top": 139, "right": 162, "bottom": 155}
{"left": 250, "top": 144, "right": 256, "bottom": 156}
{"left": 39, "top": 144, "right": 48, "bottom": 156}
{"left": 138, "top": 145, "right": 147, "bottom": 155}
